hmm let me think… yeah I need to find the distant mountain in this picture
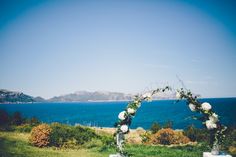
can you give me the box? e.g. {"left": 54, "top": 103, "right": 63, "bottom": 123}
{"left": 0, "top": 89, "right": 35, "bottom": 103}
{"left": 0, "top": 89, "right": 177, "bottom": 103}
{"left": 33, "top": 96, "right": 46, "bottom": 102}
{"left": 48, "top": 91, "right": 133, "bottom": 102}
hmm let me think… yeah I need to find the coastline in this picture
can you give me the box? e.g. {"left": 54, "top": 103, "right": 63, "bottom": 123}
{"left": 1, "top": 97, "right": 236, "bottom": 104}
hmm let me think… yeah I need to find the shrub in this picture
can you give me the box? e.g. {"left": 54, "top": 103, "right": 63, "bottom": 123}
{"left": 221, "top": 127, "right": 236, "bottom": 151}
{"left": 99, "top": 135, "right": 115, "bottom": 148}
{"left": 150, "top": 122, "right": 161, "bottom": 134}
{"left": 150, "top": 128, "right": 175, "bottom": 145}
{"left": 172, "top": 130, "right": 191, "bottom": 144}
{"left": 184, "top": 125, "right": 210, "bottom": 143}
{"left": 49, "top": 123, "right": 98, "bottom": 147}
{"left": 163, "top": 120, "right": 173, "bottom": 129}
{"left": 141, "top": 131, "right": 151, "bottom": 143}
{"left": 147, "top": 128, "right": 190, "bottom": 145}
{"left": 25, "top": 117, "right": 40, "bottom": 126}
{"left": 184, "top": 125, "right": 198, "bottom": 141}
{"left": 29, "top": 124, "right": 52, "bottom": 147}
{"left": 73, "top": 125, "right": 98, "bottom": 145}
{"left": 0, "top": 110, "right": 9, "bottom": 125}
{"left": 11, "top": 112, "right": 23, "bottom": 125}
{"left": 229, "top": 146, "right": 236, "bottom": 156}
{"left": 49, "top": 123, "right": 73, "bottom": 147}
{"left": 15, "top": 124, "right": 33, "bottom": 133}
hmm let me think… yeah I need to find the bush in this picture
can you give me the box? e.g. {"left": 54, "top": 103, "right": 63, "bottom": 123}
{"left": 184, "top": 125, "right": 210, "bottom": 143}
{"left": 73, "top": 125, "right": 98, "bottom": 145}
{"left": 25, "top": 117, "right": 40, "bottom": 126}
{"left": 15, "top": 124, "right": 33, "bottom": 133}
{"left": 163, "top": 120, "right": 173, "bottom": 129}
{"left": 172, "top": 131, "right": 191, "bottom": 144}
{"left": 29, "top": 124, "right": 52, "bottom": 147}
{"left": 99, "top": 135, "right": 115, "bottom": 150}
{"left": 184, "top": 125, "right": 198, "bottom": 142}
{"left": 49, "top": 123, "right": 73, "bottom": 147}
{"left": 222, "top": 127, "right": 236, "bottom": 152}
{"left": 0, "top": 110, "right": 10, "bottom": 125}
{"left": 229, "top": 146, "right": 236, "bottom": 156}
{"left": 147, "top": 128, "right": 190, "bottom": 145}
{"left": 49, "top": 123, "right": 98, "bottom": 147}
{"left": 150, "top": 122, "right": 161, "bottom": 134}
{"left": 11, "top": 112, "right": 23, "bottom": 125}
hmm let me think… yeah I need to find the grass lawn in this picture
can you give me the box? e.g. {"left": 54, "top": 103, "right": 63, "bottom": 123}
{"left": 0, "top": 131, "right": 209, "bottom": 157}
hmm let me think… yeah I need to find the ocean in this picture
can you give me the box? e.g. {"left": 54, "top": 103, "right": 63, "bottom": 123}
{"left": 0, "top": 98, "right": 235, "bottom": 129}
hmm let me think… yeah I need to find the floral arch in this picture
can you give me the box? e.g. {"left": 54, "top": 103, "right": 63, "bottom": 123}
{"left": 112, "top": 86, "right": 227, "bottom": 157}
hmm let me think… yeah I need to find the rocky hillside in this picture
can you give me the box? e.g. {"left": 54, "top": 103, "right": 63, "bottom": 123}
{"left": 0, "top": 89, "right": 45, "bottom": 103}
{"left": 49, "top": 91, "right": 133, "bottom": 102}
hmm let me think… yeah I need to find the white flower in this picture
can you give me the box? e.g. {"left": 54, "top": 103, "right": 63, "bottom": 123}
{"left": 209, "top": 113, "right": 219, "bottom": 123}
{"left": 206, "top": 120, "right": 217, "bottom": 130}
{"left": 120, "top": 125, "right": 129, "bottom": 133}
{"left": 136, "top": 102, "right": 141, "bottom": 108}
{"left": 176, "top": 91, "right": 181, "bottom": 99}
{"left": 142, "top": 93, "right": 152, "bottom": 99}
{"left": 127, "top": 108, "right": 135, "bottom": 114}
{"left": 118, "top": 111, "right": 127, "bottom": 120}
{"left": 188, "top": 103, "right": 196, "bottom": 111}
{"left": 201, "top": 102, "right": 212, "bottom": 111}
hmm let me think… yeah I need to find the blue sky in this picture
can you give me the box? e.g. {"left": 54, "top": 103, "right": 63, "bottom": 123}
{"left": 0, "top": 0, "right": 236, "bottom": 98}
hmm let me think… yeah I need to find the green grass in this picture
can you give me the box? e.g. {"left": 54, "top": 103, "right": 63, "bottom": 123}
{"left": 0, "top": 131, "right": 209, "bottom": 157}
{"left": 0, "top": 131, "right": 110, "bottom": 157}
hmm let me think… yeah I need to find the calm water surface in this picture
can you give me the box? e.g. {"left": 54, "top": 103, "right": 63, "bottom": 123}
{"left": 0, "top": 98, "right": 235, "bottom": 129}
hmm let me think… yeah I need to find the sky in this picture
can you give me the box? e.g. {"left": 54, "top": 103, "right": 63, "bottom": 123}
{"left": 0, "top": 0, "right": 236, "bottom": 99}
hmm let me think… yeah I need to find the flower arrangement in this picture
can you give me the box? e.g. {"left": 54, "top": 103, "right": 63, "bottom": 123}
{"left": 114, "top": 86, "right": 171, "bottom": 156}
{"left": 175, "top": 88, "right": 227, "bottom": 155}
{"left": 112, "top": 86, "right": 228, "bottom": 157}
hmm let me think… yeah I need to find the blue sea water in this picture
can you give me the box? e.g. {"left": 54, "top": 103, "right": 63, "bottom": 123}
{"left": 0, "top": 98, "right": 235, "bottom": 129}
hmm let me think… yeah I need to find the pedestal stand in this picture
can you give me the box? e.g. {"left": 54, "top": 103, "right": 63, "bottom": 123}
{"left": 109, "top": 133, "right": 125, "bottom": 157}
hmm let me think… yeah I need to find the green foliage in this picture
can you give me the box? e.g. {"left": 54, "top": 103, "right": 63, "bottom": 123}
{"left": 14, "top": 124, "right": 34, "bottom": 133}
{"left": 26, "top": 117, "right": 40, "bottom": 126}
{"left": 11, "top": 112, "right": 23, "bottom": 126}
{"left": 49, "top": 123, "right": 72, "bottom": 147}
{"left": 98, "top": 135, "right": 115, "bottom": 151}
{"left": 49, "top": 123, "right": 98, "bottom": 148}
{"left": 183, "top": 125, "right": 210, "bottom": 143}
{"left": 0, "top": 131, "right": 109, "bottom": 157}
{"left": 73, "top": 125, "right": 98, "bottom": 145}
{"left": 0, "top": 110, "right": 41, "bottom": 132}
{"left": 163, "top": 120, "right": 173, "bottom": 129}
{"left": 0, "top": 110, "right": 10, "bottom": 125}
{"left": 221, "top": 127, "right": 236, "bottom": 151}
{"left": 1, "top": 130, "right": 235, "bottom": 157}
{"left": 150, "top": 122, "right": 161, "bottom": 134}
{"left": 184, "top": 125, "right": 199, "bottom": 141}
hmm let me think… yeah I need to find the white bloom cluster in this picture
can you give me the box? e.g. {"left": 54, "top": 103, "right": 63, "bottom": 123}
{"left": 118, "top": 111, "right": 127, "bottom": 120}
{"left": 188, "top": 103, "right": 196, "bottom": 111}
{"left": 142, "top": 93, "right": 152, "bottom": 99}
{"left": 120, "top": 125, "right": 129, "bottom": 133}
{"left": 127, "top": 108, "right": 135, "bottom": 114}
{"left": 135, "top": 102, "right": 141, "bottom": 108}
{"left": 206, "top": 119, "right": 217, "bottom": 130}
{"left": 176, "top": 91, "right": 181, "bottom": 99}
{"left": 209, "top": 113, "right": 219, "bottom": 123}
{"left": 205, "top": 111, "right": 218, "bottom": 130}
{"left": 201, "top": 102, "right": 212, "bottom": 111}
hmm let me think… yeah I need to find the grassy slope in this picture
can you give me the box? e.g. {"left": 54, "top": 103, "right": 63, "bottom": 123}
{"left": 0, "top": 131, "right": 208, "bottom": 157}
{"left": 0, "top": 132, "right": 109, "bottom": 157}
